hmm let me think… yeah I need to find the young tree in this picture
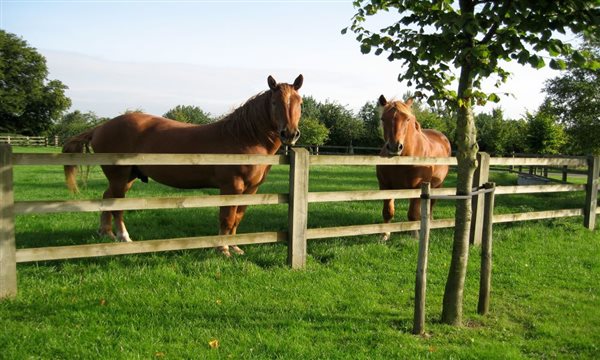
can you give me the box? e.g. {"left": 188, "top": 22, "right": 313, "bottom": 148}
{"left": 525, "top": 107, "right": 568, "bottom": 155}
{"left": 346, "top": 0, "right": 599, "bottom": 325}
{"left": 163, "top": 105, "right": 213, "bottom": 125}
{"left": 298, "top": 117, "right": 330, "bottom": 147}
{"left": 0, "top": 30, "right": 71, "bottom": 135}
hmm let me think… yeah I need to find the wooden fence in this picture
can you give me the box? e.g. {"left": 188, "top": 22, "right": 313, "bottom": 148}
{"left": 1, "top": 144, "right": 598, "bottom": 299}
{"left": 0, "top": 136, "right": 50, "bottom": 147}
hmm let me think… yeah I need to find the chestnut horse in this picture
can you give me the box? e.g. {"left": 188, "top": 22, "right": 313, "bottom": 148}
{"left": 63, "top": 75, "right": 303, "bottom": 256}
{"left": 376, "top": 95, "right": 451, "bottom": 241}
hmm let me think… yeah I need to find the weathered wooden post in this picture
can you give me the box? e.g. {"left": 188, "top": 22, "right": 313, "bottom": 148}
{"left": 0, "top": 144, "right": 16, "bottom": 299}
{"left": 288, "top": 147, "right": 309, "bottom": 269}
{"left": 54, "top": 135, "right": 59, "bottom": 147}
{"left": 413, "top": 182, "right": 431, "bottom": 335}
{"left": 470, "top": 152, "right": 490, "bottom": 245}
{"left": 478, "top": 182, "right": 496, "bottom": 315}
{"left": 584, "top": 155, "right": 600, "bottom": 230}
{"left": 562, "top": 165, "right": 568, "bottom": 183}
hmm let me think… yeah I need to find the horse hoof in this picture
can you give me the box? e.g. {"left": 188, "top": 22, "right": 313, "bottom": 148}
{"left": 97, "top": 229, "right": 116, "bottom": 240}
{"left": 117, "top": 231, "right": 132, "bottom": 243}
{"left": 380, "top": 233, "right": 390, "bottom": 243}
{"left": 231, "top": 246, "right": 245, "bottom": 255}
{"left": 217, "top": 247, "right": 232, "bottom": 258}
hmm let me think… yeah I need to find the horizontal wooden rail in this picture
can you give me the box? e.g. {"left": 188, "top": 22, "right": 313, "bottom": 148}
{"left": 494, "top": 184, "right": 585, "bottom": 195}
{"left": 12, "top": 153, "right": 288, "bottom": 166}
{"left": 14, "top": 183, "right": 586, "bottom": 215}
{"left": 15, "top": 194, "right": 288, "bottom": 215}
{"left": 306, "top": 219, "right": 456, "bottom": 239}
{"left": 16, "top": 207, "right": 583, "bottom": 263}
{"left": 489, "top": 157, "right": 586, "bottom": 167}
{"left": 309, "top": 155, "right": 457, "bottom": 166}
{"left": 16, "top": 231, "right": 286, "bottom": 263}
{"left": 493, "top": 208, "right": 583, "bottom": 223}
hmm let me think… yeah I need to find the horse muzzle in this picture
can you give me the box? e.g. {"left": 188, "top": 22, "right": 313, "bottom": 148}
{"left": 386, "top": 141, "right": 404, "bottom": 156}
{"left": 280, "top": 129, "right": 301, "bottom": 146}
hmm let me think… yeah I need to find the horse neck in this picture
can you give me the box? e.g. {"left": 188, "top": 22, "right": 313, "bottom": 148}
{"left": 220, "top": 91, "right": 281, "bottom": 154}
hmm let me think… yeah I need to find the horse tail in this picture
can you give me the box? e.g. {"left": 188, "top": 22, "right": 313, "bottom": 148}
{"left": 62, "top": 128, "right": 95, "bottom": 193}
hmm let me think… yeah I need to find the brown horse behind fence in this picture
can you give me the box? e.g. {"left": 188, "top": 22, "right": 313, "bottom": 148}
{"left": 63, "top": 75, "right": 303, "bottom": 256}
{"left": 376, "top": 95, "right": 451, "bottom": 241}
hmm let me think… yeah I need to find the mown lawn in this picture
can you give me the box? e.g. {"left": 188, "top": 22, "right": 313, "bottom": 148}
{"left": 0, "top": 146, "right": 598, "bottom": 359}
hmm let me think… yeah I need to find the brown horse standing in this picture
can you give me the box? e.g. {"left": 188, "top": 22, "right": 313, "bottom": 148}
{"left": 376, "top": 95, "right": 451, "bottom": 241}
{"left": 63, "top": 75, "right": 303, "bottom": 256}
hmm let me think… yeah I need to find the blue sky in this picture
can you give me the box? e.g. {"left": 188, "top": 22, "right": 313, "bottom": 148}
{"left": 2, "top": 0, "right": 559, "bottom": 119}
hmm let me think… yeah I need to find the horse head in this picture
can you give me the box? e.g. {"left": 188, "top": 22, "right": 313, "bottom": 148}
{"left": 378, "top": 95, "right": 421, "bottom": 156}
{"left": 268, "top": 74, "right": 303, "bottom": 146}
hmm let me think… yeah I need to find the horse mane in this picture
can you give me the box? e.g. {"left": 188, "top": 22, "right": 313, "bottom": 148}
{"left": 218, "top": 90, "right": 275, "bottom": 144}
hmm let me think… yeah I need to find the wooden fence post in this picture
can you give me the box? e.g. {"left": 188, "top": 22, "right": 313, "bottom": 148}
{"left": 0, "top": 144, "right": 17, "bottom": 299}
{"left": 478, "top": 182, "right": 496, "bottom": 315}
{"left": 470, "top": 152, "right": 490, "bottom": 245}
{"left": 288, "top": 148, "right": 309, "bottom": 269}
{"left": 584, "top": 155, "right": 600, "bottom": 230}
{"left": 413, "top": 182, "right": 431, "bottom": 335}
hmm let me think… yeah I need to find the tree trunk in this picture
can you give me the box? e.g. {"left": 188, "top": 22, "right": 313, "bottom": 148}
{"left": 441, "top": 54, "right": 479, "bottom": 325}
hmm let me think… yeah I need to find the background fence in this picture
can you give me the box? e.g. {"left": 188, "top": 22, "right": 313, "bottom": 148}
{"left": 0, "top": 136, "right": 51, "bottom": 147}
{"left": 1, "top": 144, "right": 598, "bottom": 299}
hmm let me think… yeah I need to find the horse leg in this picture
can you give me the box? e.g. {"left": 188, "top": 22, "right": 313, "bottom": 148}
{"left": 112, "top": 179, "right": 136, "bottom": 242}
{"left": 217, "top": 178, "right": 245, "bottom": 257}
{"left": 218, "top": 205, "right": 238, "bottom": 257}
{"left": 408, "top": 198, "right": 421, "bottom": 238}
{"left": 381, "top": 199, "right": 394, "bottom": 242}
{"left": 228, "top": 205, "right": 248, "bottom": 255}
{"left": 98, "top": 189, "right": 116, "bottom": 239}
{"left": 101, "top": 165, "right": 136, "bottom": 243}
{"left": 227, "top": 185, "right": 260, "bottom": 255}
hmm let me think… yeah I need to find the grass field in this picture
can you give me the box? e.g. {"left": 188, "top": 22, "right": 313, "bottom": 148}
{"left": 1, "top": 146, "right": 599, "bottom": 359}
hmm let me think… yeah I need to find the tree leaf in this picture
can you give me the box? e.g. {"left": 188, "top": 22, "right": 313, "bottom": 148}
{"left": 549, "top": 59, "right": 567, "bottom": 70}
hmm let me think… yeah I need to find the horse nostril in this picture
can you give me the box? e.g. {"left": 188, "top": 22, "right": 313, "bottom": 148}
{"left": 293, "top": 130, "right": 301, "bottom": 141}
{"left": 398, "top": 143, "right": 404, "bottom": 152}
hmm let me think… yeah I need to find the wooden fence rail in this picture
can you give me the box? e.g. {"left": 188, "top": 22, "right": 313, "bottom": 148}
{"left": 1, "top": 145, "right": 598, "bottom": 299}
{"left": 0, "top": 136, "right": 48, "bottom": 147}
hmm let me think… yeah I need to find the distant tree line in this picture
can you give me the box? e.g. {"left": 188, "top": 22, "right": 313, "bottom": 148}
{"left": 3, "top": 30, "right": 598, "bottom": 156}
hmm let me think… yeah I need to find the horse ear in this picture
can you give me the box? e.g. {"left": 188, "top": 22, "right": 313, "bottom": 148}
{"left": 405, "top": 97, "right": 414, "bottom": 107}
{"left": 293, "top": 74, "right": 303, "bottom": 90}
{"left": 378, "top": 95, "right": 387, "bottom": 107}
{"left": 268, "top": 75, "right": 277, "bottom": 90}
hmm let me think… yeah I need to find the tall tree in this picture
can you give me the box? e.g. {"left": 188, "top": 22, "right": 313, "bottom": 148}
{"left": 476, "top": 108, "right": 512, "bottom": 155}
{"left": 0, "top": 30, "right": 71, "bottom": 135}
{"left": 346, "top": 0, "right": 599, "bottom": 325}
{"left": 163, "top": 105, "right": 213, "bottom": 125}
{"left": 319, "top": 101, "right": 365, "bottom": 146}
{"left": 48, "top": 110, "right": 106, "bottom": 142}
{"left": 357, "top": 100, "right": 383, "bottom": 147}
{"left": 543, "top": 35, "right": 600, "bottom": 154}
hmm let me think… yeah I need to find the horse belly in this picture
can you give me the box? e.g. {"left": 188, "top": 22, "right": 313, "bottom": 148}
{"left": 139, "top": 165, "right": 218, "bottom": 189}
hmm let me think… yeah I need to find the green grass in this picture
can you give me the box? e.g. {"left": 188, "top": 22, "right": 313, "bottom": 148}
{"left": 1, "top": 146, "right": 599, "bottom": 359}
